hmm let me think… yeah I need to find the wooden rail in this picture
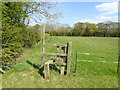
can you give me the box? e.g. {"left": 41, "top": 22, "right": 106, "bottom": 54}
{"left": 45, "top": 43, "right": 67, "bottom": 47}
{"left": 44, "top": 53, "right": 67, "bottom": 56}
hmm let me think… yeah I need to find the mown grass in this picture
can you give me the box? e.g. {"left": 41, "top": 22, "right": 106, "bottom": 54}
{"left": 2, "top": 36, "right": 118, "bottom": 88}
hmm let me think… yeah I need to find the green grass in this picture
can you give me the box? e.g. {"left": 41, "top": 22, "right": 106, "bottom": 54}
{"left": 2, "top": 36, "right": 118, "bottom": 88}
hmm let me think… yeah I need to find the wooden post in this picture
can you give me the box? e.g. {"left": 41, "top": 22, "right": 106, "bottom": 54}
{"left": 44, "top": 60, "right": 53, "bottom": 79}
{"left": 117, "top": 55, "right": 120, "bottom": 73}
{"left": 66, "top": 41, "right": 72, "bottom": 74}
{"left": 44, "top": 63, "right": 49, "bottom": 79}
{"left": 41, "top": 26, "right": 45, "bottom": 66}
{"left": 74, "top": 50, "right": 78, "bottom": 73}
{"left": 60, "top": 66, "right": 65, "bottom": 75}
{"left": 61, "top": 47, "right": 64, "bottom": 63}
{"left": 0, "top": 68, "right": 5, "bottom": 73}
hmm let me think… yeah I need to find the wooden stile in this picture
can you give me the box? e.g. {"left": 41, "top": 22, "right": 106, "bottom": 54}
{"left": 41, "top": 26, "right": 72, "bottom": 79}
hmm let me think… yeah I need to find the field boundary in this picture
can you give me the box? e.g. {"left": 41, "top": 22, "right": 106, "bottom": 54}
{"left": 77, "top": 60, "right": 118, "bottom": 63}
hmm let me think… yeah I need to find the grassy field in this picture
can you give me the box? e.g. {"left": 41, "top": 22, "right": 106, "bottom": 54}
{"left": 2, "top": 36, "right": 118, "bottom": 88}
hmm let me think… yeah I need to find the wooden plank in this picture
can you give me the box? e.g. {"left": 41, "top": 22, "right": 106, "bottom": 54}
{"left": 44, "top": 53, "right": 67, "bottom": 56}
{"left": 66, "top": 41, "right": 72, "bottom": 74}
{"left": 45, "top": 60, "right": 53, "bottom": 64}
{"left": 60, "top": 66, "right": 65, "bottom": 75}
{"left": 44, "top": 63, "right": 49, "bottom": 79}
{"left": 54, "top": 62, "right": 66, "bottom": 65}
{"left": 0, "top": 68, "right": 5, "bottom": 73}
{"left": 45, "top": 43, "right": 67, "bottom": 47}
{"left": 44, "top": 60, "right": 53, "bottom": 79}
{"left": 41, "top": 26, "right": 45, "bottom": 66}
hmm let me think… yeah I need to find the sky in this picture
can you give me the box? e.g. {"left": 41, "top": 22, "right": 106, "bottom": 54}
{"left": 29, "top": 2, "right": 118, "bottom": 27}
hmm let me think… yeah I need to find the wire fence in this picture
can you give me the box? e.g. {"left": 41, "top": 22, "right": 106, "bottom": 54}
{"left": 71, "top": 50, "right": 119, "bottom": 63}
{"left": 70, "top": 50, "right": 119, "bottom": 73}
{"left": 77, "top": 60, "right": 118, "bottom": 63}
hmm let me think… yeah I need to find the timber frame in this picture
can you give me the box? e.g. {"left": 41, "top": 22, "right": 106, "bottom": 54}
{"left": 41, "top": 26, "right": 72, "bottom": 79}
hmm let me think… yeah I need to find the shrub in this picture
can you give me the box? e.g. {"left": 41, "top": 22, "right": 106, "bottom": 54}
{"left": 2, "top": 26, "right": 42, "bottom": 70}
{"left": 45, "top": 33, "right": 50, "bottom": 39}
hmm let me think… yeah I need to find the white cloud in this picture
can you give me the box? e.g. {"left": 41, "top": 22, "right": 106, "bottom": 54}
{"left": 96, "top": 15, "right": 118, "bottom": 21}
{"left": 96, "top": 2, "right": 118, "bottom": 15}
{"left": 75, "top": 15, "right": 118, "bottom": 24}
{"left": 76, "top": 19, "right": 98, "bottom": 24}
{"left": 95, "top": 2, "right": 118, "bottom": 22}
{"left": 77, "top": 2, "right": 118, "bottom": 24}
{"left": 75, "top": 2, "right": 118, "bottom": 24}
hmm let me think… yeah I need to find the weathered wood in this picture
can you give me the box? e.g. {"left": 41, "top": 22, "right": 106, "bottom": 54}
{"left": 45, "top": 60, "right": 53, "bottom": 64}
{"left": 117, "top": 55, "right": 120, "bottom": 73}
{"left": 60, "top": 66, "right": 65, "bottom": 75}
{"left": 54, "top": 62, "right": 66, "bottom": 65}
{"left": 0, "top": 68, "right": 5, "bottom": 73}
{"left": 44, "top": 63, "right": 49, "bottom": 79}
{"left": 74, "top": 51, "right": 78, "bottom": 73}
{"left": 66, "top": 41, "right": 72, "bottom": 74}
{"left": 45, "top": 43, "right": 67, "bottom": 47}
{"left": 44, "top": 60, "right": 53, "bottom": 79}
{"left": 44, "top": 53, "right": 67, "bottom": 56}
{"left": 40, "top": 26, "right": 72, "bottom": 79}
{"left": 41, "top": 26, "right": 45, "bottom": 66}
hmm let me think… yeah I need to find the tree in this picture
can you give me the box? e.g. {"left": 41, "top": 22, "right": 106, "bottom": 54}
{"left": 2, "top": 1, "right": 58, "bottom": 70}
{"left": 73, "top": 22, "right": 85, "bottom": 36}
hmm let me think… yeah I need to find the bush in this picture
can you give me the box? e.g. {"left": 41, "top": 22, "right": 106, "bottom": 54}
{"left": 2, "top": 26, "right": 42, "bottom": 70}
{"left": 45, "top": 33, "right": 50, "bottom": 39}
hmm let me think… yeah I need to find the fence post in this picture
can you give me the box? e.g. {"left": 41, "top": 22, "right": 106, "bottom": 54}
{"left": 74, "top": 50, "right": 78, "bottom": 73}
{"left": 44, "top": 63, "right": 49, "bottom": 79}
{"left": 67, "top": 41, "right": 72, "bottom": 74}
{"left": 41, "top": 26, "right": 45, "bottom": 66}
{"left": 117, "top": 55, "right": 120, "bottom": 73}
{"left": 60, "top": 66, "right": 65, "bottom": 75}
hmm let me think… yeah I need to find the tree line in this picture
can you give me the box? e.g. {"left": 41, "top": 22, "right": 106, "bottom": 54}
{"left": 43, "top": 21, "right": 119, "bottom": 37}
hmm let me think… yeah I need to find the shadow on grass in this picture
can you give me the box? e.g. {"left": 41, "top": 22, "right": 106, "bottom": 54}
{"left": 26, "top": 60, "right": 62, "bottom": 77}
{"left": 26, "top": 60, "right": 44, "bottom": 78}
{"left": 49, "top": 64, "right": 60, "bottom": 73}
